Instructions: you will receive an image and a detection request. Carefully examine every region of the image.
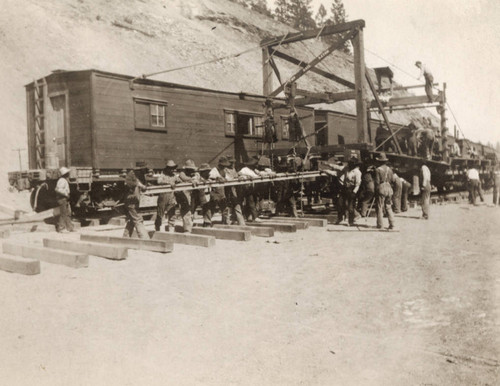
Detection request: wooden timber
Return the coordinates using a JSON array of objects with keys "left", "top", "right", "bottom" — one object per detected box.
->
[
  {"left": 80, "top": 233, "right": 173, "bottom": 253},
  {"left": 43, "top": 238, "right": 128, "bottom": 260},
  {"left": 0, "top": 254, "right": 41, "bottom": 275},
  {"left": 191, "top": 227, "right": 252, "bottom": 241},
  {"left": 153, "top": 231, "right": 216, "bottom": 248},
  {"left": 271, "top": 216, "right": 327, "bottom": 227},
  {"left": 211, "top": 224, "right": 274, "bottom": 237},
  {"left": 2, "top": 242, "right": 89, "bottom": 268},
  {"left": 260, "top": 218, "right": 309, "bottom": 229},
  {"left": 248, "top": 222, "right": 297, "bottom": 232}
]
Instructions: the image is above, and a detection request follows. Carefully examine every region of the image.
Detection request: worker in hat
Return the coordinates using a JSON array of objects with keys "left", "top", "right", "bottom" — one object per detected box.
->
[
  {"left": 155, "top": 160, "right": 181, "bottom": 232},
  {"left": 207, "top": 156, "right": 230, "bottom": 224},
  {"left": 340, "top": 156, "right": 362, "bottom": 226},
  {"left": 415, "top": 61, "right": 434, "bottom": 103},
  {"left": 123, "top": 164, "right": 149, "bottom": 239},
  {"left": 54, "top": 166, "right": 75, "bottom": 233},
  {"left": 175, "top": 159, "right": 198, "bottom": 232},
  {"left": 223, "top": 155, "right": 245, "bottom": 226},
  {"left": 374, "top": 152, "right": 395, "bottom": 230}
]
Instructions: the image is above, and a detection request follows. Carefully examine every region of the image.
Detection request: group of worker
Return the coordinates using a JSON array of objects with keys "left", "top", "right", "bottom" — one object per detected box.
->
[
  {"left": 121, "top": 155, "right": 300, "bottom": 239},
  {"left": 330, "top": 152, "right": 431, "bottom": 229},
  {"left": 54, "top": 155, "right": 498, "bottom": 235}
]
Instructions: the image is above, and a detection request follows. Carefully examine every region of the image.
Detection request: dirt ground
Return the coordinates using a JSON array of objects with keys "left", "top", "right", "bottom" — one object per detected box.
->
[{"left": 0, "top": 198, "right": 499, "bottom": 385}]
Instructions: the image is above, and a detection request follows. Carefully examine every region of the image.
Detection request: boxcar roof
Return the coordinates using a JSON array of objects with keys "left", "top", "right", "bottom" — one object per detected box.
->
[{"left": 26, "top": 69, "right": 313, "bottom": 108}]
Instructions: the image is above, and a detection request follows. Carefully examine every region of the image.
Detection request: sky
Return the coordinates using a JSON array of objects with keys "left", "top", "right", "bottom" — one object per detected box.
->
[{"left": 276, "top": 0, "right": 500, "bottom": 146}]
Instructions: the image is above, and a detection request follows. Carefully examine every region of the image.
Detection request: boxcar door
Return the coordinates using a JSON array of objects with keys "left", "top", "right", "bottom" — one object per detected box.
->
[{"left": 47, "top": 94, "right": 68, "bottom": 167}]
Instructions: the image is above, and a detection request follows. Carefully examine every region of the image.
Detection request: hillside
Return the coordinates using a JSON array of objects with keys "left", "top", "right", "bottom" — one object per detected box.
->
[{"left": 0, "top": 0, "right": 436, "bottom": 198}]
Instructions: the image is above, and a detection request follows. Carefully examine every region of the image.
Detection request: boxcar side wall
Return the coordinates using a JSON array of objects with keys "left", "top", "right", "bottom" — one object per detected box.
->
[
  {"left": 66, "top": 74, "right": 92, "bottom": 167},
  {"left": 91, "top": 73, "right": 314, "bottom": 170}
]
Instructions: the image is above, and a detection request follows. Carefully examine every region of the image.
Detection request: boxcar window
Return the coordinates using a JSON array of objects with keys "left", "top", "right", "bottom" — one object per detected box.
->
[
  {"left": 134, "top": 98, "right": 168, "bottom": 131},
  {"left": 225, "top": 111, "right": 236, "bottom": 135},
  {"left": 151, "top": 104, "right": 165, "bottom": 127},
  {"left": 281, "top": 116, "right": 290, "bottom": 140},
  {"left": 224, "top": 111, "right": 263, "bottom": 138}
]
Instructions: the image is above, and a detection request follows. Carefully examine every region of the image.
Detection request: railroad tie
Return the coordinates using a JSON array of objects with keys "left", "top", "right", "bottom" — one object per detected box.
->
[
  {"left": 153, "top": 231, "right": 216, "bottom": 247},
  {"left": 0, "top": 253, "right": 41, "bottom": 275},
  {"left": 191, "top": 227, "right": 251, "bottom": 241},
  {"left": 2, "top": 242, "right": 89, "bottom": 268},
  {"left": 80, "top": 233, "right": 173, "bottom": 253},
  {"left": 43, "top": 238, "right": 128, "bottom": 260}
]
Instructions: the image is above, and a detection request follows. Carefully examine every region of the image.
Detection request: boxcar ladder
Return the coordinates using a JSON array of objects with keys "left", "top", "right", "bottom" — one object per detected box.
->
[{"left": 33, "top": 78, "right": 47, "bottom": 169}]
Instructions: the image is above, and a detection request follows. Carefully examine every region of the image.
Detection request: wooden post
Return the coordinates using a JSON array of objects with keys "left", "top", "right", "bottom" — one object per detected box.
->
[
  {"left": 262, "top": 47, "right": 273, "bottom": 96},
  {"left": 352, "top": 29, "right": 369, "bottom": 143}
]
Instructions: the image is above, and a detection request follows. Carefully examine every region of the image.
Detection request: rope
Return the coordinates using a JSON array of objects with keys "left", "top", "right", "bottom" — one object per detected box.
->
[{"left": 132, "top": 45, "right": 261, "bottom": 82}]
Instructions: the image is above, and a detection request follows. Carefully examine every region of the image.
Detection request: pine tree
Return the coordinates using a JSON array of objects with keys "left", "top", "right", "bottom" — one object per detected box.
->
[
  {"left": 274, "top": 0, "right": 291, "bottom": 24},
  {"left": 324, "top": 0, "right": 351, "bottom": 54},
  {"left": 274, "top": 0, "right": 316, "bottom": 31},
  {"left": 250, "top": 0, "right": 273, "bottom": 17},
  {"left": 315, "top": 4, "right": 327, "bottom": 27}
]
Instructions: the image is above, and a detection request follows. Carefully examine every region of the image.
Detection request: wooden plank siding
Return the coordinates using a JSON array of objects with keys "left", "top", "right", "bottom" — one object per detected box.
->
[{"left": 91, "top": 72, "right": 314, "bottom": 169}]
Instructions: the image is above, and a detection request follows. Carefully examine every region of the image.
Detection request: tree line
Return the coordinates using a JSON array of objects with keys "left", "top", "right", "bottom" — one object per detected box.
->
[{"left": 229, "top": 0, "right": 351, "bottom": 54}]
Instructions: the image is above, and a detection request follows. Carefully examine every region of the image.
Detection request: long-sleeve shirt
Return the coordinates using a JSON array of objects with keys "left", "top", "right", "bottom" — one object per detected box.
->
[
  {"left": 238, "top": 167, "right": 260, "bottom": 179},
  {"left": 55, "top": 177, "right": 70, "bottom": 198},
  {"left": 420, "top": 165, "right": 431, "bottom": 189},
  {"left": 344, "top": 167, "right": 362, "bottom": 194}
]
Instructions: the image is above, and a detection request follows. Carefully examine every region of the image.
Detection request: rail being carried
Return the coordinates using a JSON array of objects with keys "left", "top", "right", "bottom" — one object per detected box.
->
[{"left": 145, "top": 171, "right": 325, "bottom": 195}]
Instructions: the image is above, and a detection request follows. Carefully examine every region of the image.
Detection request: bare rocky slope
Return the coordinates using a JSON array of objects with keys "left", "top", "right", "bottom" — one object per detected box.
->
[{"left": 0, "top": 0, "right": 436, "bottom": 199}]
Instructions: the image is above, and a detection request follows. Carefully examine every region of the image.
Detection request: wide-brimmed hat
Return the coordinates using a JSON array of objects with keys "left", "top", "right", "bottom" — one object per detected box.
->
[
  {"left": 198, "top": 163, "right": 211, "bottom": 172},
  {"left": 218, "top": 156, "right": 231, "bottom": 168},
  {"left": 376, "top": 152, "right": 389, "bottom": 162},
  {"left": 59, "top": 166, "right": 70, "bottom": 176},
  {"left": 415, "top": 61, "right": 421, "bottom": 66},
  {"left": 257, "top": 156, "right": 271, "bottom": 168},
  {"left": 183, "top": 159, "right": 197, "bottom": 170},
  {"left": 163, "top": 160, "right": 177, "bottom": 169}
]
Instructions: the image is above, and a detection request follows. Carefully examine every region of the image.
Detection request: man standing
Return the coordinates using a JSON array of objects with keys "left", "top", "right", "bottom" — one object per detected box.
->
[
  {"left": 343, "top": 156, "right": 362, "bottom": 226},
  {"left": 155, "top": 160, "right": 181, "bottom": 232},
  {"left": 196, "top": 163, "right": 213, "bottom": 227},
  {"left": 420, "top": 161, "right": 431, "bottom": 219},
  {"left": 358, "top": 165, "right": 375, "bottom": 218},
  {"left": 374, "top": 153, "right": 395, "bottom": 230},
  {"left": 415, "top": 61, "right": 434, "bottom": 103},
  {"left": 224, "top": 156, "right": 245, "bottom": 226},
  {"left": 176, "top": 159, "right": 198, "bottom": 233},
  {"left": 123, "top": 164, "right": 149, "bottom": 239},
  {"left": 391, "top": 171, "right": 403, "bottom": 214},
  {"left": 208, "top": 157, "right": 230, "bottom": 224},
  {"left": 400, "top": 176, "right": 412, "bottom": 212},
  {"left": 492, "top": 169, "right": 500, "bottom": 206},
  {"left": 466, "top": 165, "right": 481, "bottom": 205},
  {"left": 55, "top": 167, "right": 75, "bottom": 233}
]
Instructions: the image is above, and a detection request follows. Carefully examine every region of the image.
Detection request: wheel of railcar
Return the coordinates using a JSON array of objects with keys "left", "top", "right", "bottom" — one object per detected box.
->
[{"left": 30, "top": 183, "right": 56, "bottom": 212}]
